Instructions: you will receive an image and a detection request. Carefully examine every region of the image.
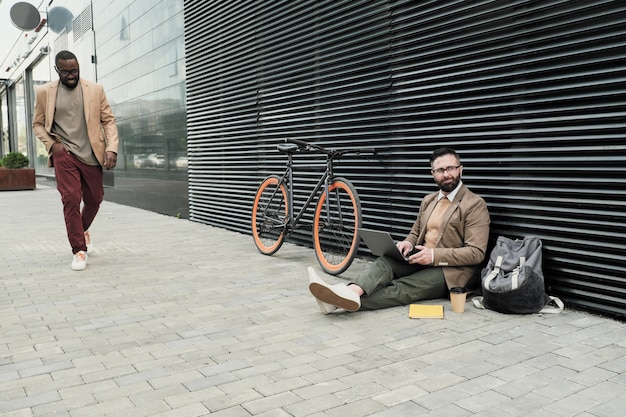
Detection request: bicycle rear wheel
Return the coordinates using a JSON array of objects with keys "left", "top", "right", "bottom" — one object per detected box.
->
[
  {"left": 252, "top": 175, "right": 288, "bottom": 255},
  {"left": 313, "top": 177, "right": 362, "bottom": 275}
]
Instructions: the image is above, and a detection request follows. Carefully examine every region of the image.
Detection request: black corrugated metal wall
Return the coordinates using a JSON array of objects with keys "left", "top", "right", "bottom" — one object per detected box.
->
[{"left": 184, "top": 0, "right": 626, "bottom": 318}]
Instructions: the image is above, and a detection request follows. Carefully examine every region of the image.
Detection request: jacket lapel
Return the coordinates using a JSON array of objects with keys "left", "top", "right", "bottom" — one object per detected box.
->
[
  {"left": 418, "top": 194, "right": 438, "bottom": 242},
  {"left": 421, "top": 185, "right": 468, "bottom": 246},
  {"left": 444, "top": 186, "right": 467, "bottom": 224},
  {"left": 46, "top": 82, "right": 58, "bottom": 130},
  {"left": 81, "top": 80, "right": 90, "bottom": 123},
  {"left": 435, "top": 186, "right": 467, "bottom": 245}
]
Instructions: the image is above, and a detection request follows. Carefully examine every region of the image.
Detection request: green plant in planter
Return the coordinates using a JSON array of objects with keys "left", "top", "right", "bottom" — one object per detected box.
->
[{"left": 1, "top": 152, "right": 30, "bottom": 169}]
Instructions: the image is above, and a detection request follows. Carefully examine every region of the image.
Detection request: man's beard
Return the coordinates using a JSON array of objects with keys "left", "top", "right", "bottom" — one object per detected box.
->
[
  {"left": 61, "top": 78, "right": 79, "bottom": 89},
  {"left": 436, "top": 177, "right": 460, "bottom": 193}
]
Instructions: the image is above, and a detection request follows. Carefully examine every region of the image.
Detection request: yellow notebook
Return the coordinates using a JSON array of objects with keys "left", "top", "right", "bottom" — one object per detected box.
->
[{"left": 408, "top": 304, "right": 444, "bottom": 319}]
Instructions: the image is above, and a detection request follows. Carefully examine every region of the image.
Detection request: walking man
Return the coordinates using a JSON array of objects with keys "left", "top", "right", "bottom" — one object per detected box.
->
[{"left": 33, "top": 50, "right": 119, "bottom": 271}]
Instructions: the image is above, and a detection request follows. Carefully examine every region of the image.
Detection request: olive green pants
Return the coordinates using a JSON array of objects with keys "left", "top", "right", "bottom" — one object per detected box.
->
[{"left": 353, "top": 256, "right": 448, "bottom": 310}]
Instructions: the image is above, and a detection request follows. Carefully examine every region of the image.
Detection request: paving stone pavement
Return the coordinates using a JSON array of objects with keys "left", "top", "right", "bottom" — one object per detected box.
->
[{"left": 1, "top": 184, "right": 626, "bottom": 417}]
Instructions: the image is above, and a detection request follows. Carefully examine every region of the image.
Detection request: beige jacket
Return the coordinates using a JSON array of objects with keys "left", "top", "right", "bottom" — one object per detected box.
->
[
  {"left": 404, "top": 185, "right": 491, "bottom": 289},
  {"left": 32, "top": 79, "right": 119, "bottom": 167}
]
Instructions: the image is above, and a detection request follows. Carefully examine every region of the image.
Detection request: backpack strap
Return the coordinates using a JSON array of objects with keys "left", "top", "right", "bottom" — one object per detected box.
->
[
  {"left": 511, "top": 256, "right": 525, "bottom": 289},
  {"left": 485, "top": 256, "right": 526, "bottom": 290},
  {"left": 538, "top": 296, "right": 565, "bottom": 314},
  {"left": 472, "top": 295, "right": 564, "bottom": 314},
  {"left": 482, "top": 256, "right": 503, "bottom": 290},
  {"left": 472, "top": 296, "right": 486, "bottom": 309}
]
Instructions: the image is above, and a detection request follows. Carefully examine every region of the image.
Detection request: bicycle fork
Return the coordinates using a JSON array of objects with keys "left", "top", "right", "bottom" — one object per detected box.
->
[{"left": 320, "top": 157, "right": 342, "bottom": 229}]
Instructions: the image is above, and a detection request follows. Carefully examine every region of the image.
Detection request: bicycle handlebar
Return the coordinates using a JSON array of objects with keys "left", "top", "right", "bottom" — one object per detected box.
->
[{"left": 286, "top": 138, "right": 376, "bottom": 158}]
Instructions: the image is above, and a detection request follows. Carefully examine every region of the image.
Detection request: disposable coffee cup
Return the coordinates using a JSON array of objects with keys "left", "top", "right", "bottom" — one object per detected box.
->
[{"left": 450, "top": 287, "right": 467, "bottom": 313}]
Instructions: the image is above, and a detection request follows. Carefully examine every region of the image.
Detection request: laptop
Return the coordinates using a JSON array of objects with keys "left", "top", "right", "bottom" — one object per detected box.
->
[{"left": 358, "top": 228, "right": 417, "bottom": 262}]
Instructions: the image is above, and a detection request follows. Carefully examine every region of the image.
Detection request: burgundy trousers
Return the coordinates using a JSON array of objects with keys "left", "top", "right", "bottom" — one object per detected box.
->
[{"left": 53, "top": 151, "right": 104, "bottom": 254}]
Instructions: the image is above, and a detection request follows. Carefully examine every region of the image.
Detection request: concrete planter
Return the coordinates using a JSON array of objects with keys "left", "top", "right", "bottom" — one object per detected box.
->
[{"left": 0, "top": 168, "right": 36, "bottom": 191}]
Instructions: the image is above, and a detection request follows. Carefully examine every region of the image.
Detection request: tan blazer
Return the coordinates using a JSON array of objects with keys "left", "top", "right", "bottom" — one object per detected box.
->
[
  {"left": 32, "top": 79, "right": 119, "bottom": 167},
  {"left": 404, "top": 185, "right": 491, "bottom": 289}
]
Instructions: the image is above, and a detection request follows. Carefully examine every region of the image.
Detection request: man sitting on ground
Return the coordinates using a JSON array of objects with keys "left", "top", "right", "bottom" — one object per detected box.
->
[{"left": 308, "top": 147, "right": 490, "bottom": 313}]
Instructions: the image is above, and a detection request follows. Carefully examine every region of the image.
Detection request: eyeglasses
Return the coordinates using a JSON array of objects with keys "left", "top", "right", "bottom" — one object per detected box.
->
[
  {"left": 431, "top": 165, "right": 461, "bottom": 175},
  {"left": 55, "top": 67, "right": 80, "bottom": 77}
]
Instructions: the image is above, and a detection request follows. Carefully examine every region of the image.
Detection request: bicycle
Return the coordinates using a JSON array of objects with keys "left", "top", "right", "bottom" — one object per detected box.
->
[{"left": 251, "top": 138, "right": 375, "bottom": 275}]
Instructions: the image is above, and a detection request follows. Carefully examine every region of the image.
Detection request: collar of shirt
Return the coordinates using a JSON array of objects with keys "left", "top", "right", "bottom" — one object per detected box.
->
[{"left": 438, "top": 181, "right": 463, "bottom": 202}]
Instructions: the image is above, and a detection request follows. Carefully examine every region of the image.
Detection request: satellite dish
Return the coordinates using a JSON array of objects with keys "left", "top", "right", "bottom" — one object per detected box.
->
[
  {"left": 48, "top": 7, "right": 73, "bottom": 34},
  {"left": 10, "top": 2, "right": 42, "bottom": 31}
]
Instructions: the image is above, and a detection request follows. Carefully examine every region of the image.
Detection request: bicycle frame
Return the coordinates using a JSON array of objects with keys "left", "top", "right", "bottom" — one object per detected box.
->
[{"left": 278, "top": 150, "right": 334, "bottom": 234}]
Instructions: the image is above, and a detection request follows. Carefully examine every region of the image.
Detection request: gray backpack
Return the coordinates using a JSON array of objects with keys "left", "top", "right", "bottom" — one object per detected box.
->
[{"left": 473, "top": 236, "right": 563, "bottom": 314}]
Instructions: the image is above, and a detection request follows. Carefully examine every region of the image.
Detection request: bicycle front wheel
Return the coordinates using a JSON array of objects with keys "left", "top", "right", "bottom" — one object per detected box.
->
[
  {"left": 252, "top": 175, "right": 288, "bottom": 255},
  {"left": 313, "top": 177, "right": 362, "bottom": 275}
]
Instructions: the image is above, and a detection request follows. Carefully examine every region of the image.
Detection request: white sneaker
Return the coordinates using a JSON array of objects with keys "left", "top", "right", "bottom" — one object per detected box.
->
[
  {"left": 307, "top": 267, "right": 339, "bottom": 314},
  {"left": 307, "top": 266, "right": 360, "bottom": 312},
  {"left": 71, "top": 251, "right": 88, "bottom": 271},
  {"left": 315, "top": 297, "right": 339, "bottom": 314},
  {"left": 84, "top": 231, "right": 95, "bottom": 254}
]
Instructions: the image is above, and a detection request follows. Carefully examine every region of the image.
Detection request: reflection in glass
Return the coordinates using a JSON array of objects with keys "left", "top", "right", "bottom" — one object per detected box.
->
[
  {"left": 90, "top": 1, "right": 187, "bottom": 217},
  {"left": 1, "top": 90, "right": 9, "bottom": 155},
  {"left": 14, "top": 79, "right": 27, "bottom": 157},
  {"left": 31, "top": 56, "right": 54, "bottom": 174},
  {"left": 102, "top": 12, "right": 187, "bottom": 178}
]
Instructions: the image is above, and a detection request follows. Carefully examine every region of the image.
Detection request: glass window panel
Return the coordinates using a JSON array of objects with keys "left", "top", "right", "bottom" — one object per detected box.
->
[{"left": 30, "top": 56, "right": 54, "bottom": 174}]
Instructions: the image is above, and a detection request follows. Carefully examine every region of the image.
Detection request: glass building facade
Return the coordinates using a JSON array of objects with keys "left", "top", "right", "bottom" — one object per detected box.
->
[
  {"left": 93, "top": 0, "right": 188, "bottom": 217},
  {"left": 0, "top": 0, "right": 187, "bottom": 217}
]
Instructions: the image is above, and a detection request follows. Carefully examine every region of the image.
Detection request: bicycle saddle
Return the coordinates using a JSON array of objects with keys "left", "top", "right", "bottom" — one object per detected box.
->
[{"left": 277, "top": 143, "right": 299, "bottom": 154}]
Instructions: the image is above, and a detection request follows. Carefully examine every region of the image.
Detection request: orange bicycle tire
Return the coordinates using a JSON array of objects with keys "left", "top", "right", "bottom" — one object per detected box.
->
[
  {"left": 252, "top": 175, "right": 288, "bottom": 255},
  {"left": 313, "top": 177, "right": 362, "bottom": 275}
]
